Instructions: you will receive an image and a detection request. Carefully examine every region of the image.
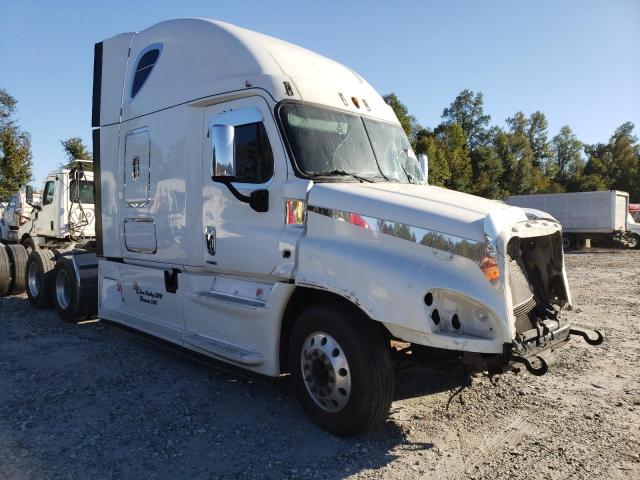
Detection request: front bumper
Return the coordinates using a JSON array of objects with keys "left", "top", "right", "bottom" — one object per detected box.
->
[{"left": 460, "top": 319, "right": 603, "bottom": 376}]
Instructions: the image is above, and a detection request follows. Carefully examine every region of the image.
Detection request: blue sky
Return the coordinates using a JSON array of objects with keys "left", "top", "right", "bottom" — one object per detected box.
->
[{"left": 1, "top": 0, "right": 639, "bottom": 183}]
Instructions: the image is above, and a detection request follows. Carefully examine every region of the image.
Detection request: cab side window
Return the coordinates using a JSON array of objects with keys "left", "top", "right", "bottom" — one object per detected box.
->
[
  {"left": 233, "top": 122, "right": 273, "bottom": 184},
  {"left": 42, "top": 181, "right": 55, "bottom": 205},
  {"left": 8, "top": 196, "right": 17, "bottom": 208}
]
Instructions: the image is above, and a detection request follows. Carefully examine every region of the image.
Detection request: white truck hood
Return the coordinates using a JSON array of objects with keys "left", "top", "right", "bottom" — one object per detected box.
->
[{"left": 307, "top": 182, "right": 523, "bottom": 243}]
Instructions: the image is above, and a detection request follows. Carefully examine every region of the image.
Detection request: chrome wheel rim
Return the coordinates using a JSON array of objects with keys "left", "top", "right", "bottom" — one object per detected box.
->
[
  {"left": 28, "top": 262, "right": 40, "bottom": 297},
  {"left": 300, "top": 332, "right": 351, "bottom": 412},
  {"left": 55, "top": 269, "right": 71, "bottom": 309}
]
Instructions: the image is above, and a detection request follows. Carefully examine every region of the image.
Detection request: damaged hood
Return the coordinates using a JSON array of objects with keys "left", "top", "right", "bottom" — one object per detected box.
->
[{"left": 307, "top": 182, "right": 527, "bottom": 243}]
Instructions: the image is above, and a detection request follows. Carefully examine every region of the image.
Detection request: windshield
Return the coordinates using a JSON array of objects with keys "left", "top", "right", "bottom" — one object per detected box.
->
[
  {"left": 69, "top": 180, "right": 94, "bottom": 204},
  {"left": 280, "top": 103, "right": 424, "bottom": 184}
]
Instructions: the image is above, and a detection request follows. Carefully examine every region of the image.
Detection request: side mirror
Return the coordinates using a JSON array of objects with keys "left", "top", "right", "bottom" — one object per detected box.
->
[
  {"left": 25, "top": 185, "right": 33, "bottom": 204},
  {"left": 211, "top": 118, "right": 269, "bottom": 213},
  {"left": 212, "top": 125, "right": 235, "bottom": 177},
  {"left": 418, "top": 154, "right": 429, "bottom": 185},
  {"left": 249, "top": 189, "right": 269, "bottom": 213}
]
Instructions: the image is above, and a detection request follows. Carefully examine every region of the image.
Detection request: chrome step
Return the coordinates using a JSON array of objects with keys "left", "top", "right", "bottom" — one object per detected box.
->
[
  {"left": 194, "top": 290, "right": 266, "bottom": 309},
  {"left": 183, "top": 333, "right": 264, "bottom": 366}
]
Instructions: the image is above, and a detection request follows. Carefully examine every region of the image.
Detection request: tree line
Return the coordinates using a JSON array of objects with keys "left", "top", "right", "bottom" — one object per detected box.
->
[{"left": 384, "top": 90, "right": 640, "bottom": 202}]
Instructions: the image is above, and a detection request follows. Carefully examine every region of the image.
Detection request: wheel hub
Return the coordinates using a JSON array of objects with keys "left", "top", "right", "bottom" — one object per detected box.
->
[
  {"left": 28, "top": 262, "right": 40, "bottom": 297},
  {"left": 301, "top": 332, "right": 351, "bottom": 412},
  {"left": 55, "top": 270, "right": 71, "bottom": 310}
]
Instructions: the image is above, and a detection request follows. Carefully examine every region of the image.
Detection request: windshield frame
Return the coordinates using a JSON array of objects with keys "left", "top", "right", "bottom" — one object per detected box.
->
[{"left": 274, "top": 100, "right": 418, "bottom": 184}]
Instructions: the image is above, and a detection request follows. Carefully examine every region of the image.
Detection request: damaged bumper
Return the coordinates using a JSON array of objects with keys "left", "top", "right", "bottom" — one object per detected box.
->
[{"left": 467, "top": 320, "right": 604, "bottom": 376}]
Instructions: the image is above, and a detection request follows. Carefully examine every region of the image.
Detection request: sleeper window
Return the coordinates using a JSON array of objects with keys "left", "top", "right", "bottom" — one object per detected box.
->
[
  {"left": 232, "top": 122, "right": 274, "bottom": 184},
  {"left": 42, "top": 181, "right": 55, "bottom": 205},
  {"left": 131, "top": 48, "right": 160, "bottom": 98}
]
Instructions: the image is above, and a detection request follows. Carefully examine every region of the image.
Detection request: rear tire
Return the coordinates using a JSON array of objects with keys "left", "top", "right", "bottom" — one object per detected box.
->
[
  {"left": 26, "top": 249, "right": 56, "bottom": 308},
  {"left": 6, "top": 244, "right": 28, "bottom": 295},
  {"left": 52, "top": 257, "right": 86, "bottom": 323},
  {"left": 0, "top": 246, "right": 11, "bottom": 296},
  {"left": 289, "top": 302, "right": 394, "bottom": 437}
]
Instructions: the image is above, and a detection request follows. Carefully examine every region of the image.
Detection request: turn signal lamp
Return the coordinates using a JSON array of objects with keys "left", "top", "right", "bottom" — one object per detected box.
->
[{"left": 479, "top": 255, "right": 500, "bottom": 283}]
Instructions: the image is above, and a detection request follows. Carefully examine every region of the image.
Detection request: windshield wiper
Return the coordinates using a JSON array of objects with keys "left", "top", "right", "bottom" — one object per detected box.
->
[
  {"left": 307, "top": 169, "right": 377, "bottom": 183},
  {"left": 400, "top": 164, "right": 416, "bottom": 184}
]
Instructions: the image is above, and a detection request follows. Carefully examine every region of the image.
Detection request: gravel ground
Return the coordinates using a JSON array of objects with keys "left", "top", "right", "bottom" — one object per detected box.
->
[{"left": 1, "top": 249, "right": 639, "bottom": 479}]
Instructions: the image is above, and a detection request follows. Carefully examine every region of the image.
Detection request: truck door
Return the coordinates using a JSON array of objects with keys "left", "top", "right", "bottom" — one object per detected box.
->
[
  {"left": 201, "top": 96, "right": 286, "bottom": 276},
  {"left": 34, "top": 179, "right": 57, "bottom": 237}
]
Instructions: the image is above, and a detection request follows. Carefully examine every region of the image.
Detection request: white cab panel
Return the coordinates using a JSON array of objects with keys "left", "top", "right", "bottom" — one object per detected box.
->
[
  {"left": 99, "top": 260, "right": 183, "bottom": 341},
  {"left": 118, "top": 104, "right": 202, "bottom": 265},
  {"left": 181, "top": 271, "right": 294, "bottom": 375}
]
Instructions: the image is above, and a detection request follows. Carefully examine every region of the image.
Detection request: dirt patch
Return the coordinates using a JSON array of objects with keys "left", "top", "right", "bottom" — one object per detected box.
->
[{"left": 1, "top": 250, "right": 639, "bottom": 479}]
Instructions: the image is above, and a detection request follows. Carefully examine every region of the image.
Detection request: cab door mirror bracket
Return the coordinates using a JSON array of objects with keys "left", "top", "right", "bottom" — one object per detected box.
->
[{"left": 212, "top": 176, "right": 269, "bottom": 213}]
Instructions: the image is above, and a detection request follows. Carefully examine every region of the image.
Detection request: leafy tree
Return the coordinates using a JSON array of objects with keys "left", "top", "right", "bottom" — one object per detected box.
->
[
  {"left": 60, "top": 137, "right": 93, "bottom": 171},
  {"left": 471, "top": 143, "right": 505, "bottom": 199},
  {"left": 608, "top": 122, "right": 639, "bottom": 200},
  {"left": 413, "top": 128, "right": 451, "bottom": 187},
  {"left": 527, "top": 111, "right": 553, "bottom": 169},
  {"left": 584, "top": 143, "right": 614, "bottom": 187},
  {"left": 551, "top": 126, "right": 583, "bottom": 186},
  {"left": 437, "top": 123, "right": 473, "bottom": 192},
  {"left": 495, "top": 129, "right": 536, "bottom": 195},
  {"left": 383, "top": 93, "right": 418, "bottom": 140},
  {"left": 441, "top": 90, "right": 490, "bottom": 149},
  {"left": 0, "top": 89, "right": 32, "bottom": 200}
]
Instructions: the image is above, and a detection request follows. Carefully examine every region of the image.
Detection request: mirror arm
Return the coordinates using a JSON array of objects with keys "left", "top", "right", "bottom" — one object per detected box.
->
[{"left": 212, "top": 177, "right": 251, "bottom": 203}]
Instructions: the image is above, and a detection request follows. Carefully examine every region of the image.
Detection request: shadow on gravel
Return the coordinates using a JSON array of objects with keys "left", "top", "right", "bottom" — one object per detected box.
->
[{"left": 1, "top": 298, "right": 437, "bottom": 479}]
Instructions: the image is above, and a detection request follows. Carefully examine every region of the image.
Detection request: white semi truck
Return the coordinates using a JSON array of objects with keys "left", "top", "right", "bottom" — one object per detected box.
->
[
  {"left": 506, "top": 190, "right": 637, "bottom": 249},
  {"left": 0, "top": 19, "right": 603, "bottom": 436},
  {"left": 0, "top": 164, "right": 96, "bottom": 302},
  {"left": 1, "top": 189, "right": 42, "bottom": 245}
]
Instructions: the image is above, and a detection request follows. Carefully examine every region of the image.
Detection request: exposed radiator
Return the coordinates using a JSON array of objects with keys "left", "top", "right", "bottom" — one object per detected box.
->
[{"left": 508, "top": 255, "right": 536, "bottom": 317}]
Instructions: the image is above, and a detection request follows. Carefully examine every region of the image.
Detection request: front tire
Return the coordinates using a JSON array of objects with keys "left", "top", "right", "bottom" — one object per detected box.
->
[
  {"left": 26, "top": 249, "right": 56, "bottom": 308},
  {"left": 289, "top": 303, "right": 394, "bottom": 437}
]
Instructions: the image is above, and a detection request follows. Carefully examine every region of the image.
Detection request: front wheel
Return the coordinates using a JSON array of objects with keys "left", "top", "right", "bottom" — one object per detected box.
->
[{"left": 289, "top": 303, "right": 394, "bottom": 437}]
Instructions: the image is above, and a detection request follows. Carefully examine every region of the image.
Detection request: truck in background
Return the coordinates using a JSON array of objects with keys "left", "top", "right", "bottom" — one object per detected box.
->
[
  {"left": 506, "top": 191, "right": 636, "bottom": 249},
  {"left": 630, "top": 203, "right": 640, "bottom": 223},
  {"left": 0, "top": 18, "right": 603, "bottom": 436},
  {"left": 0, "top": 163, "right": 96, "bottom": 304},
  {"left": 627, "top": 212, "right": 640, "bottom": 245},
  {"left": 1, "top": 189, "right": 42, "bottom": 246}
]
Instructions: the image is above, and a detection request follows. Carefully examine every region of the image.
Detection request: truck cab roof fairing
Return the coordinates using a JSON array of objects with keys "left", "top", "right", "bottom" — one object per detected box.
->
[{"left": 97, "top": 18, "right": 397, "bottom": 126}]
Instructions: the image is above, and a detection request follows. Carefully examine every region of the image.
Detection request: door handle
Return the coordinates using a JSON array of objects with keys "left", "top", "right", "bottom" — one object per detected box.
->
[{"left": 205, "top": 226, "right": 216, "bottom": 255}]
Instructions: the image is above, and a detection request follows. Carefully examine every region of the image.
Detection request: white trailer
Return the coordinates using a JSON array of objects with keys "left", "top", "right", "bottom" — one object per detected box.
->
[
  {"left": 0, "top": 18, "right": 603, "bottom": 436},
  {"left": 506, "top": 191, "right": 635, "bottom": 249}
]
